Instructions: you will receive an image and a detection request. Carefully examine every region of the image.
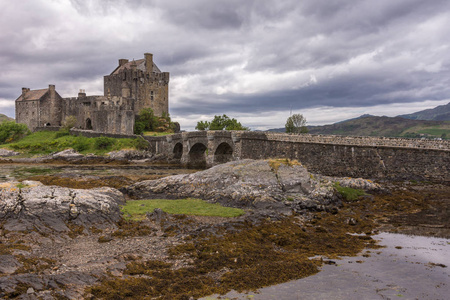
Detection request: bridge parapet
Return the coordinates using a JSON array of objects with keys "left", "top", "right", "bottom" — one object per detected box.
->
[{"left": 264, "top": 133, "right": 449, "bottom": 150}]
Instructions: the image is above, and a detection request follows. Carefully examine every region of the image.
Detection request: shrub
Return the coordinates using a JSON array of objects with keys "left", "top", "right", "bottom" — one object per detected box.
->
[
  {"left": 94, "top": 136, "right": 115, "bottom": 150},
  {"left": 0, "top": 121, "right": 30, "bottom": 144},
  {"left": 73, "top": 136, "right": 90, "bottom": 152},
  {"left": 55, "top": 129, "right": 70, "bottom": 138},
  {"left": 133, "top": 136, "right": 150, "bottom": 150}
]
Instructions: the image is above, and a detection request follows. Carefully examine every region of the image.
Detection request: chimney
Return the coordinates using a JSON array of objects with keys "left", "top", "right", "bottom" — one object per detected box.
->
[
  {"left": 145, "top": 53, "right": 153, "bottom": 72},
  {"left": 119, "top": 59, "right": 129, "bottom": 66},
  {"left": 49, "top": 84, "right": 56, "bottom": 100},
  {"left": 78, "top": 89, "right": 86, "bottom": 98},
  {"left": 21, "top": 87, "right": 29, "bottom": 99}
]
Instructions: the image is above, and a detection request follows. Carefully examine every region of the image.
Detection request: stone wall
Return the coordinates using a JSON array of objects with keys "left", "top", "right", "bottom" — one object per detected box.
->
[
  {"left": 237, "top": 132, "right": 449, "bottom": 183},
  {"left": 69, "top": 129, "right": 138, "bottom": 139},
  {"left": 15, "top": 100, "right": 39, "bottom": 130}
]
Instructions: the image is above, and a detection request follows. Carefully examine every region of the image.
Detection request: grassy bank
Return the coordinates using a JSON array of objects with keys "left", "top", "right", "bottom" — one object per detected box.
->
[
  {"left": 121, "top": 198, "right": 245, "bottom": 220},
  {"left": 0, "top": 130, "right": 148, "bottom": 156}
]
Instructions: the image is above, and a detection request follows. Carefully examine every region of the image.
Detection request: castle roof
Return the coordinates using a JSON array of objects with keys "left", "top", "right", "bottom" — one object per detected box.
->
[
  {"left": 15, "top": 89, "right": 47, "bottom": 101},
  {"left": 111, "top": 58, "right": 161, "bottom": 75}
]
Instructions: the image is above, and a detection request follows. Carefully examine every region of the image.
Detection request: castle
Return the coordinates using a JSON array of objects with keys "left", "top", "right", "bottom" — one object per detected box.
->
[{"left": 15, "top": 53, "right": 169, "bottom": 135}]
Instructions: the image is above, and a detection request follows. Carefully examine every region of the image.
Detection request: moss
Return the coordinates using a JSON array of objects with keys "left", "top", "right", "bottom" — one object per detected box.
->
[
  {"left": 112, "top": 219, "right": 156, "bottom": 238},
  {"left": 66, "top": 223, "right": 85, "bottom": 238},
  {"left": 0, "top": 242, "right": 31, "bottom": 255},
  {"left": 14, "top": 256, "right": 56, "bottom": 274},
  {"left": 4, "top": 283, "right": 29, "bottom": 299}
]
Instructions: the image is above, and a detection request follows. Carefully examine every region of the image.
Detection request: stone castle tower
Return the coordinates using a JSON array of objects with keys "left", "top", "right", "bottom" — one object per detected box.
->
[{"left": 104, "top": 53, "right": 169, "bottom": 116}]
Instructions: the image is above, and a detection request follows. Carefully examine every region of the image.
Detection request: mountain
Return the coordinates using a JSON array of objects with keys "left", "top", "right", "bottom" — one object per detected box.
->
[
  {"left": 306, "top": 115, "right": 449, "bottom": 138},
  {"left": 334, "top": 114, "right": 374, "bottom": 124},
  {"left": 397, "top": 102, "right": 450, "bottom": 121},
  {"left": 0, "top": 114, "right": 14, "bottom": 123}
]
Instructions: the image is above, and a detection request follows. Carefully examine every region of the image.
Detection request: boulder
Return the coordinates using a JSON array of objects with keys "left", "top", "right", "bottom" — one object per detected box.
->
[
  {"left": 0, "top": 149, "right": 20, "bottom": 157},
  {"left": 125, "top": 159, "right": 343, "bottom": 211},
  {"left": 50, "top": 149, "right": 84, "bottom": 160},
  {"left": 107, "top": 149, "right": 153, "bottom": 160},
  {"left": 0, "top": 182, "right": 125, "bottom": 233}
]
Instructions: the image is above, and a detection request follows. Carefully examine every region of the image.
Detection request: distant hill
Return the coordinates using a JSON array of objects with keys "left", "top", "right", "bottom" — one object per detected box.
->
[
  {"left": 307, "top": 115, "right": 449, "bottom": 139},
  {"left": 267, "top": 102, "right": 450, "bottom": 138},
  {"left": 398, "top": 102, "right": 450, "bottom": 121},
  {"left": 0, "top": 114, "right": 14, "bottom": 123}
]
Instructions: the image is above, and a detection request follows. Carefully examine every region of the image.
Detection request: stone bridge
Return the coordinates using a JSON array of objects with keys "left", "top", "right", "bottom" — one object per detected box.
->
[{"left": 143, "top": 131, "right": 450, "bottom": 184}]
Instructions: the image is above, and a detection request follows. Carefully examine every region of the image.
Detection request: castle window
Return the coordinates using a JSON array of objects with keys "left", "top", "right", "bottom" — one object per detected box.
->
[
  {"left": 83, "top": 102, "right": 91, "bottom": 106},
  {"left": 151, "top": 96, "right": 154, "bottom": 101}
]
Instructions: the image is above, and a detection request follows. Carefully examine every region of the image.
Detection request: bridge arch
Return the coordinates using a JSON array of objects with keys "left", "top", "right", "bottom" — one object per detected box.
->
[
  {"left": 173, "top": 142, "right": 183, "bottom": 159},
  {"left": 214, "top": 142, "right": 233, "bottom": 164},
  {"left": 189, "top": 142, "right": 207, "bottom": 168}
]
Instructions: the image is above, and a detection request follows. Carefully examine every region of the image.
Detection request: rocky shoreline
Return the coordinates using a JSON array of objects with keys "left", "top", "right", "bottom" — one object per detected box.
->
[{"left": 0, "top": 155, "right": 448, "bottom": 299}]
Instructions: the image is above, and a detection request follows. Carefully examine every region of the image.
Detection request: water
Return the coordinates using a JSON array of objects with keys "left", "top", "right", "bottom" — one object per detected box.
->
[{"left": 204, "top": 232, "right": 450, "bottom": 300}]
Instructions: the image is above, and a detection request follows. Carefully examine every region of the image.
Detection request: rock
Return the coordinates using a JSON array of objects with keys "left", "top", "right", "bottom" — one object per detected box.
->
[
  {"left": 107, "top": 149, "right": 153, "bottom": 160},
  {"left": 0, "top": 148, "right": 20, "bottom": 157},
  {"left": 338, "top": 177, "right": 382, "bottom": 191},
  {"left": 0, "top": 255, "right": 23, "bottom": 274},
  {"left": 0, "top": 183, "right": 125, "bottom": 233},
  {"left": 125, "top": 159, "right": 341, "bottom": 212},
  {"left": 50, "top": 149, "right": 84, "bottom": 160},
  {"left": 347, "top": 218, "right": 358, "bottom": 225}
]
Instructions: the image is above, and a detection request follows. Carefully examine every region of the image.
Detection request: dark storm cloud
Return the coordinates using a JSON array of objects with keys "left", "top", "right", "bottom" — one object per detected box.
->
[
  {"left": 1, "top": 0, "right": 449, "bottom": 129},
  {"left": 171, "top": 68, "right": 450, "bottom": 116}
]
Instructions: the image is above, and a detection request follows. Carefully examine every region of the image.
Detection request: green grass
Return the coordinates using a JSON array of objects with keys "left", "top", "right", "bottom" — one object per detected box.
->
[
  {"left": 333, "top": 182, "right": 366, "bottom": 201},
  {"left": 121, "top": 198, "right": 245, "bottom": 220},
  {"left": 0, "top": 130, "right": 141, "bottom": 156},
  {"left": 143, "top": 131, "right": 173, "bottom": 137}
]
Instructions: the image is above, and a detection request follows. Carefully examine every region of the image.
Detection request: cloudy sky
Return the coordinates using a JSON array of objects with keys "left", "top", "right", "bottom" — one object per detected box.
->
[{"left": 1, "top": 0, "right": 449, "bottom": 130}]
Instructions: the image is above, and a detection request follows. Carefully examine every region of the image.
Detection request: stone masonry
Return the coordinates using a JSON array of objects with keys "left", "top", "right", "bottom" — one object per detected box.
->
[{"left": 15, "top": 53, "right": 169, "bottom": 135}]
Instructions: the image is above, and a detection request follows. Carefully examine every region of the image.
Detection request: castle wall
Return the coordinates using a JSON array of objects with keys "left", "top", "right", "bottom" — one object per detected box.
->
[
  {"left": 15, "top": 100, "right": 39, "bottom": 130},
  {"left": 93, "top": 109, "right": 135, "bottom": 135}
]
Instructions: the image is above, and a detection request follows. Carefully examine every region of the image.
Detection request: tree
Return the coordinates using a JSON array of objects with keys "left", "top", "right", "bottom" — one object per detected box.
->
[
  {"left": 62, "top": 115, "right": 77, "bottom": 131},
  {"left": 196, "top": 115, "right": 249, "bottom": 131},
  {"left": 195, "top": 121, "right": 210, "bottom": 131},
  {"left": 285, "top": 114, "right": 308, "bottom": 134}
]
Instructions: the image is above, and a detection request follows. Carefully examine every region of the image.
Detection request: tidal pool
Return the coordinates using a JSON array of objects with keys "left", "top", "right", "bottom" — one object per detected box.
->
[{"left": 204, "top": 232, "right": 449, "bottom": 300}]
